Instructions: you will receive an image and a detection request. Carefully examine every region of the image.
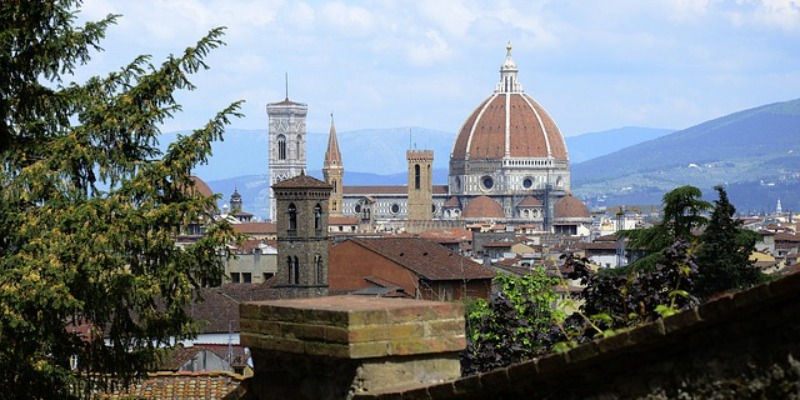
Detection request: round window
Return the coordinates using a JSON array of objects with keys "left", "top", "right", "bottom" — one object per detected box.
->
[
  {"left": 390, "top": 203, "right": 400, "bottom": 214},
  {"left": 354, "top": 204, "right": 362, "bottom": 213},
  {"left": 523, "top": 178, "right": 533, "bottom": 189},
  {"left": 481, "top": 176, "right": 494, "bottom": 190}
]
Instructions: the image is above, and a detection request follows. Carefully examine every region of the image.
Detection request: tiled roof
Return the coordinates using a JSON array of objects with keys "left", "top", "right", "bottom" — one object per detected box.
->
[
  {"left": 349, "top": 237, "right": 495, "bottom": 281},
  {"left": 192, "top": 283, "right": 282, "bottom": 334},
  {"left": 232, "top": 222, "right": 276, "bottom": 235},
  {"left": 189, "top": 176, "right": 214, "bottom": 198},
  {"left": 272, "top": 173, "right": 332, "bottom": 189},
  {"left": 329, "top": 215, "right": 360, "bottom": 225},
  {"left": 554, "top": 194, "right": 591, "bottom": 219},
  {"left": 99, "top": 371, "right": 245, "bottom": 400},
  {"left": 462, "top": 196, "right": 504, "bottom": 219},
  {"left": 516, "top": 196, "right": 542, "bottom": 207},
  {"left": 443, "top": 196, "right": 461, "bottom": 208},
  {"left": 452, "top": 93, "right": 567, "bottom": 161}
]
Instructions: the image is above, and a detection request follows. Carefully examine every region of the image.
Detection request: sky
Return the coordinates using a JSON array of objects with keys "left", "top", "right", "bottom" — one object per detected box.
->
[{"left": 74, "top": 0, "right": 800, "bottom": 137}]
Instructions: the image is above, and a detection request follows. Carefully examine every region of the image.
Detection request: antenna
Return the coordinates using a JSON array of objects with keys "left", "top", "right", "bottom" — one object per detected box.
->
[
  {"left": 409, "top": 128, "right": 412, "bottom": 150},
  {"left": 285, "top": 72, "right": 289, "bottom": 100}
]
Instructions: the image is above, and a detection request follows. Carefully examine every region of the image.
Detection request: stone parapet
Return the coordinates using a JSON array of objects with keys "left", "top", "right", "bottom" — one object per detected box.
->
[{"left": 241, "top": 296, "right": 465, "bottom": 399}]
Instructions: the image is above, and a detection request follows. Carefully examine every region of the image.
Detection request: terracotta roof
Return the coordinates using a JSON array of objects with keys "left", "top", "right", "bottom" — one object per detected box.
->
[
  {"left": 554, "top": 194, "right": 591, "bottom": 219},
  {"left": 418, "top": 228, "right": 472, "bottom": 242},
  {"left": 452, "top": 89, "right": 566, "bottom": 162},
  {"left": 462, "top": 196, "right": 505, "bottom": 219},
  {"left": 775, "top": 232, "right": 800, "bottom": 242},
  {"left": 348, "top": 237, "right": 495, "bottom": 281},
  {"left": 192, "top": 283, "right": 282, "bottom": 334},
  {"left": 329, "top": 215, "right": 360, "bottom": 225},
  {"left": 268, "top": 98, "right": 306, "bottom": 107},
  {"left": 99, "top": 371, "right": 245, "bottom": 400},
  {"left": 443, "top": 196, "right": 461, "bottom": 208},
  {"left": 189, "top": 176, "right": 214, "bottom": 198},
  {"left": 272, "top": 173, "right": 332, "bottom": 190},
  {"left": 231, "top": 222, "right": 276, "bottom": 235},
  {"left": 517, "top": 196, "right": 542, "bottom": 207}
]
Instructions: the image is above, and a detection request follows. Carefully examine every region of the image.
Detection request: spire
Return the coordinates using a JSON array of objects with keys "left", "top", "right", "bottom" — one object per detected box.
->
[
  {"left": 285, "top": 72, "right": 289, "bottom": 100},
  {"left": 324, "top": 112, "right": 343, "bottom": 167},
  {"left": 496, "top": 41, "right": 522, "bottom": 94}
]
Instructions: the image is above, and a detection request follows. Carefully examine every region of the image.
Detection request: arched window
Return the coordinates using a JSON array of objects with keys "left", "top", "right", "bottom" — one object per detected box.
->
[
  {"left": 296, "top": 134, "right": 302, "bottom": 158},
  {"left": 314, "top": 203, "right": 323, "bottom": 232},
  {"left": 288, "top": 256, "right": 296, "bottom": 285},
  {"left": 314, "top": 254, "right": 322, "bottom": 284},
  {"left": 293, "top": 256, "right": 300, "bottom": 285},
  {"left": 332, "top": 180, "right": 337, "bottom": 194},
  {"left": 288, "top": 203, "right": 297, "bottom": 233},
  {"left": 414, "top": 164, "right": 421, "bottom": 190},
  {"left": 277, "top": 134, "right": 286, "bottom": 160}
]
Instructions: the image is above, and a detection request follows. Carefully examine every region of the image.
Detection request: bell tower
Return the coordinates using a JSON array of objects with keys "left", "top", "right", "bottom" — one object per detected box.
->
[
  {"left": 272, "top": 173, "right": 332, "bottom": 299},
  {"left": 407, "top": 150, "right": 434, "bottom": 221},
  {"left": 267, "top": 76, "right": 308, "bottom": 221},
  {"left": 322, "top": 114, "right": 344, "bottom": 217}
]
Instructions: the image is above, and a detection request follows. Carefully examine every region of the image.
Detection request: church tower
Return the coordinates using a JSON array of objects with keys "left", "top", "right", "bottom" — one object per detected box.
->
[
  {"left": 267, "top": 84, "right": 308, "bottom": 221},
  {"left": 407, "top": 150, "right": 434, "bottom": 221},
  {"left": 272, "top": 173, "right": 332, "bottom": 299},
  {"left": 322, "top": 114, "right": 344, "bottom": 217}
]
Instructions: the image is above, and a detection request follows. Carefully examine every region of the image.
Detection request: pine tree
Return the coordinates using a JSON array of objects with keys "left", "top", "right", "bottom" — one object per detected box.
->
[
  {"left": 694, "top": 186, "right": 762, "bottom": 299},
  {"left": 620, "top": 185, "right": 711, "bottom": 271},
  {"left": 0, "top": 1, "right": 241, "bottom": 397}
]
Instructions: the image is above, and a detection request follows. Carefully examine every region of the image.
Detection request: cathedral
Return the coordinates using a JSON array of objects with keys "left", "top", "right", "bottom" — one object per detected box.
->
[{"left": 267, "top": 44, "right": 591, "bottom": 234}]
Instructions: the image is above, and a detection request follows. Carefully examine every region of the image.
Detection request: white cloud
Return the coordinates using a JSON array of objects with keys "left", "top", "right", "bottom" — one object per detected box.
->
[
  {"left": 407, "top": 30, "right": 454, "bottom": 66},
  {"left": 319, "top": 2, "right": 376, "bottom": 37}
]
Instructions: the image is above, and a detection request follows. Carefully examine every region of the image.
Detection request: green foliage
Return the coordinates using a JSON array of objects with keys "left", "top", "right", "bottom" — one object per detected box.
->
[
  {"left": 620, "top": 185, "right": 711, "bottom": 271},
  {"left": 694, "top": 186, "right": 763, "bottom": 299},
  {"left": 0, "top": 1, "right": 241, "bottom": 398},
  {"left": 461, "top": 269, "right": 561, "bottom": 375}
]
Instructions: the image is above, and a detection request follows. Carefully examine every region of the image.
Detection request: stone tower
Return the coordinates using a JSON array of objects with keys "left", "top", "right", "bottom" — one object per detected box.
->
[
  {"left": 272, "top": 173, "right": 332, "bottom": 299},
  {"left": 267, "top": 89, "right": 308, "bottom": 221},
  {"left": 230, "top": 187, "right": 243, "bottom": 214},
  {"left": 407, "top": 150, "right": 434, "bottom": 221},
  {"left": 322, "top": 114, "right": 344, "bottom": 217}
]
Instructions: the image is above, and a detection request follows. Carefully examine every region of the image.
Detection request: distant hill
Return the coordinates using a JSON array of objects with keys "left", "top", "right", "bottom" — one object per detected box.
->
[
  {"left": 567, "top": 127, "right": 674, "bottom": 163},
  {"left": 572, "top": 98, "right": 800, "bottom": 212}
]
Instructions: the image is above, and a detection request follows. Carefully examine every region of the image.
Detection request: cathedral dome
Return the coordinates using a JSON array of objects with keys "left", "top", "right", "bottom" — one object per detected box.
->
[
  {"left": 451, "top": 44, "right": 567, "bottom": 162},
  {"left": 462, "top": 195, "right": 505, "bottom": 219},
  {"left": 554, "top": 193, "right": 590, "bottom": 219}
]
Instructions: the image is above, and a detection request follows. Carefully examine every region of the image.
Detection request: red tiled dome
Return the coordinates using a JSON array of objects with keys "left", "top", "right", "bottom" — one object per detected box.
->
[
  {"left": 452, "top": 94, "right": 566, "bottom": 162},
  {"left": 451, "top": 44, "right": 567, "bottom": 163},
  {"left": 554, "top": 194, "right": 590, "bottom": 219},
  {"left": 517, "top": 196, "right": 542, "bottom": 207},
  {"left": 462, "top": 196, "right": 504, "bottom": 219}
]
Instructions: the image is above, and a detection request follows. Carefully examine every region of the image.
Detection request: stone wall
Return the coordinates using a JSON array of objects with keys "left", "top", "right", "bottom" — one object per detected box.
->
[
  {"left": 240, "top": 296, "right": 465, "bottom": 400},
  {"left": 355, "top": 271, "right": 800, "bottom": 399}
]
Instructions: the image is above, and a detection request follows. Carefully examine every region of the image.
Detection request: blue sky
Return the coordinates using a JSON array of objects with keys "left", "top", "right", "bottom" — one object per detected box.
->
[{"left": 76, "top": 0, "right": 800, "bottom": 137}]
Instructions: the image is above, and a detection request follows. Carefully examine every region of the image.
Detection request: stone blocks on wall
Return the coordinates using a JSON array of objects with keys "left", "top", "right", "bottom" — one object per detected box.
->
[{"left": 241, "top": 295, "right": 465, "bottom": 399}]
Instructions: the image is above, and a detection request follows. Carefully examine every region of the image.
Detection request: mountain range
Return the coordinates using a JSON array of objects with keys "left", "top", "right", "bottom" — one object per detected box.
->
[
  {"left": 573, "top": 98, "right": 800, "bottom": 213},
  {"left": 173, "top": 98, "right": 800, "bottom": 219}
]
